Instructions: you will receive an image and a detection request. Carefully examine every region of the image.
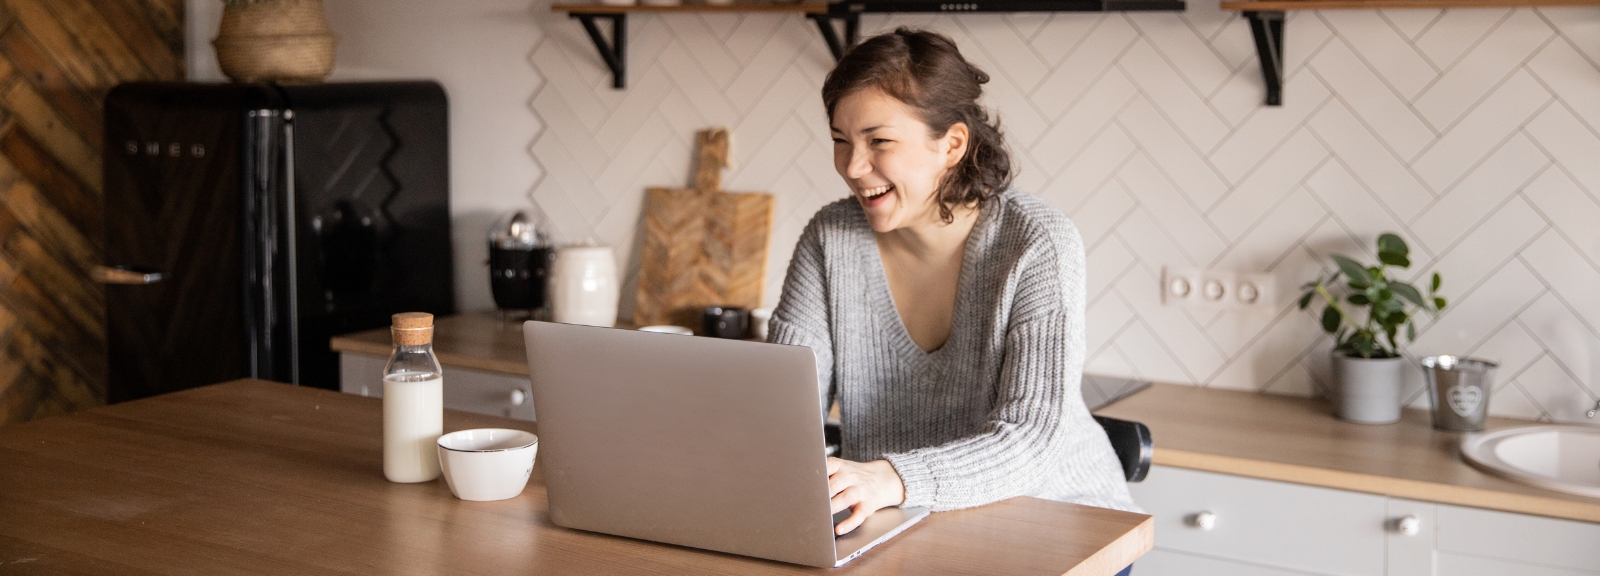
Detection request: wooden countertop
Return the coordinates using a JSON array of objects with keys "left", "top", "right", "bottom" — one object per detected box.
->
[
  {"left": 0, "top": 380, "right": 1151, "bottom": 575},
  {"left": 1095, "top": 383, "right": 1600, "bottom": 523},
  {"left": 337, "top": 316, "right": 1600, "bottom": 523},
  {"left": 332, "top": 311, "right": 533, "bottom": 376}
]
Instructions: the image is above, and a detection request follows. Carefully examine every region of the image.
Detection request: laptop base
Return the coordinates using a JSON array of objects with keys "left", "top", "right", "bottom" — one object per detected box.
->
[{"left": 834, "top": 506, "right": 931, "bottom": 567}]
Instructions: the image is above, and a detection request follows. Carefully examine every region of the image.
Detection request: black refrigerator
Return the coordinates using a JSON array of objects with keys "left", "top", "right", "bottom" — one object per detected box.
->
[{"left": 102, "top": 82, "right": 455, "bottom": 402}]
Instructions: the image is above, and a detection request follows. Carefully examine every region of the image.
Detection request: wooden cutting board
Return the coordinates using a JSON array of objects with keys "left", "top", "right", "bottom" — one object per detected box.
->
[{"left": 633, "top": 129, "right": 775, "bottom": 331}]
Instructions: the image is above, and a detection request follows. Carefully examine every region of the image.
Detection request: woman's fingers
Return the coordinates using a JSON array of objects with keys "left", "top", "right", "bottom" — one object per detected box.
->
[
  {"left": 825, "top": 458, "right": 907, "bottom": 535},
  {"left": 827, "top": 457, "right": 863, "bottom": 498},
  {"left": 831, "top": 486, "right": 871, "bottom": 535},
  {"left": 836, "top": 503, "right": 871, "bottom": 535},
  {"left": 830, "top": 485, "right": 861, "bottom": 515}
]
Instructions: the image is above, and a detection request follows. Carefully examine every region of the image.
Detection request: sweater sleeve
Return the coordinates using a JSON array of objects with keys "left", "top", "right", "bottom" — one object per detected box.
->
[
  {"left": 881, "top": 225, "right": 1088, "bottom": 511},
  {"left": 767, "top": 218, "right": 836, "bottom": 415}
]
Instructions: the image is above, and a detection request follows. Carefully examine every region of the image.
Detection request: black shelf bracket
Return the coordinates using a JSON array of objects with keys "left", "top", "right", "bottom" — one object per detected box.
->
[
  {"left": 809, "top": 11, "right": 860, "bottom": 61},
  {"left": 572, "top": 13, "right": 627, "bottom": 89},
  {"left": 1245, "top": 11, "right": 1284, "bottom": 106}
]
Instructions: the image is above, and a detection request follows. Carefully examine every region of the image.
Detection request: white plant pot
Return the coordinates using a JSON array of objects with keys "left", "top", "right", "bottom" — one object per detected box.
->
[{"left": 1333, "top": 354, "right": 1405, "bottom": 424}]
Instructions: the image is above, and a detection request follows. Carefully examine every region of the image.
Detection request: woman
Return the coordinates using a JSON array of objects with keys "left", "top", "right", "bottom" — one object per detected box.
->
[{"left": 767, "top": 28, "right": 1140, "bottom": 538}]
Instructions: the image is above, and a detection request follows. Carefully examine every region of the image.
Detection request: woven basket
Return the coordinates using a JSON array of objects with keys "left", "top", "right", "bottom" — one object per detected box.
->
[{"left": 213, "top": 0, "right": 337, "bottom": 83}]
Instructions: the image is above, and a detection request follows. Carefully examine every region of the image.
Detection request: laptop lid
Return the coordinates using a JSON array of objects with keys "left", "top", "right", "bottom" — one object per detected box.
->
[{"left": 524, "top": 321, "right": 839, "bottom": 567}]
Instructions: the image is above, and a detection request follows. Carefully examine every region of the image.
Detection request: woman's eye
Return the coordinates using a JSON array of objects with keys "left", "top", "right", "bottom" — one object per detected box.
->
[
  {"left": 871, "top": 139, "right": 891, "bottom": 145},
  {"left": 831, "top": 138, "right": 847, "bottom": 145}
]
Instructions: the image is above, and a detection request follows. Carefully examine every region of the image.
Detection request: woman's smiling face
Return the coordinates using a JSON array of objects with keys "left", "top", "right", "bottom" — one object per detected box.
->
[{"left": 831, "top": 89, "right": 968, "bottom": 233}]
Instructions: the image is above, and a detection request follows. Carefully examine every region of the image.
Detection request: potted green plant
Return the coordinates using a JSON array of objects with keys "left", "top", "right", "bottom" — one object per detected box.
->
[
  {"left": 1298, "top": 233, "right": 1447, "bottom": 424},
  {"left": 213, "top": 0, "right": 337, "bottom": 83}
]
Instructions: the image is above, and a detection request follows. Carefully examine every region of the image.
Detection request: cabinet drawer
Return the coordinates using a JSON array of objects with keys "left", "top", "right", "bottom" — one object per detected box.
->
[
  {"left": 340, "top": 353, "right": 535, "bottom": 421},
  {"left": 1435, "top": 552, "right": 1598, "bottom": 576},
  {"left": 1129, "top": 466, "right": 1386, "bottom": 576},
  {"left": 1137, "top": 548, "right": 1328, "bottom": 576},
  {"left": 1435, "top": 503, "right": 1600, "bottom": 573}
]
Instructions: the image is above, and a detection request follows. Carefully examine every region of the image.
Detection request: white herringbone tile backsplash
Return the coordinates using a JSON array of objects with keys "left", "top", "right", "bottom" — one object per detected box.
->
[{"left": 526, "top": 0, "right": 1600, "bottom": 423}]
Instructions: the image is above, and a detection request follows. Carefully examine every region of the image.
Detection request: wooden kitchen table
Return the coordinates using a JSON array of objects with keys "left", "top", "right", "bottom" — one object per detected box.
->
[{"left": 0, "top": 380, "right": 1151, "bottom": 575}]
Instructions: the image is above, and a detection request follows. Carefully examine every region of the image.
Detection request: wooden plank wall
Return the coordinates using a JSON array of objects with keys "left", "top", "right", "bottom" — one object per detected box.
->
[{"left": 0, "top": 0, "right": 184, "bottom": 423}]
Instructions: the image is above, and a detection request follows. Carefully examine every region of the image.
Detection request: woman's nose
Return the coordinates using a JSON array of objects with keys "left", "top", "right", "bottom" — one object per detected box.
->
[{"left": 845, "top": 147, "right": 872, "bottom": 179}]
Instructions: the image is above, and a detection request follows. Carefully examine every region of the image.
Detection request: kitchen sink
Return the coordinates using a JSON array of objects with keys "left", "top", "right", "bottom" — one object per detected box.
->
[{"left": 1461, "top": 425, "right": 1600, "bottom": 499}]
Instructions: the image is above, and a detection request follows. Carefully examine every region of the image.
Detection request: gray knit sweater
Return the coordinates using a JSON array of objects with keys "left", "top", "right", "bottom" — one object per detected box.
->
[{"left": 768, "top": 189, "right": 1139, "bottom": 513}]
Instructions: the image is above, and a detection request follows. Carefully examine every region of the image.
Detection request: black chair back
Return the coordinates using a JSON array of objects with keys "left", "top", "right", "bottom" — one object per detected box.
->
[{"left": 1093, "top": 416, "right": 1152, "bottom": 483}]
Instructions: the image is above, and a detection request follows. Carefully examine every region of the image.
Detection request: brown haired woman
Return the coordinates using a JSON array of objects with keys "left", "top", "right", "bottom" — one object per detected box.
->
[{"left": 767, "top": 28, "right": 1141, "bottom": 547}]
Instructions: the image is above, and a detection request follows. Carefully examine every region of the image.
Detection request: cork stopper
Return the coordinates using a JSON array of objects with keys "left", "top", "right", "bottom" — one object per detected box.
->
[{"left": 392, "top": 312, "right": 434, "bottom": 346}]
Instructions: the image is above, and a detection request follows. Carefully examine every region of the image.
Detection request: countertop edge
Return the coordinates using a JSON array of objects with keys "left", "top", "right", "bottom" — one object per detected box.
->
[
  {"left": 1065, "top": 515, "right": 1154, "bottom": 576},
  {"left": 1153, "top": 448, "right": 1600, "bottom": 524},
  {"left": 329, "top": 336, "right": 532, "bottom": 377}
]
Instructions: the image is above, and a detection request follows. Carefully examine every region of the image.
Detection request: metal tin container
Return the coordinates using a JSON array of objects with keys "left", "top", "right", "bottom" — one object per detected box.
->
[{"left": 1421, "top": 355, "right": 1498, "bottom": 432}]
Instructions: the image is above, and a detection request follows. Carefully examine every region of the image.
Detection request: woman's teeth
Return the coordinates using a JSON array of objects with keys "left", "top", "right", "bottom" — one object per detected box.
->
[{"left": 861, "top": 185, "right": 893, "bottom": 198}]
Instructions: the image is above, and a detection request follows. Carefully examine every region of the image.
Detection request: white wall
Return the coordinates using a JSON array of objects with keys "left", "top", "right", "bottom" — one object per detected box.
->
[
  {"left": 188, "top": 0, "right": 542, "bottom": 310},
  {"left": 525, "top": 2, "right": 1600, "bottom": 423},
  {"left": 189, "top": 0, "right": 1600, "bottom": 422}
]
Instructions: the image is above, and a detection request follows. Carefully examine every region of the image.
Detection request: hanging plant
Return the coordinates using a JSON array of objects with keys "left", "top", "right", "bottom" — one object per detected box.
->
[{"left": 1297, "top": 233, "right": 1448, "bottom": 359}]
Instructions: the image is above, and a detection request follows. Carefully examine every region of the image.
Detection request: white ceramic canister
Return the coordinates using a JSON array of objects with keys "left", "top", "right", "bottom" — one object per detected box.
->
[{"left": 551, "top": 244, "right": 619, "bottom": 327}]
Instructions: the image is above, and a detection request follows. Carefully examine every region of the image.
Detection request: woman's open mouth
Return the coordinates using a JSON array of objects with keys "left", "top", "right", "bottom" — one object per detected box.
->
[{"left": 858, "top": 184, "right": 893, "bottom": 208}]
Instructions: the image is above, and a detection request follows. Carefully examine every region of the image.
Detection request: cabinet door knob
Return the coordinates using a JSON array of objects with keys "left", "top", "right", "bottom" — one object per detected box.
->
[
  {"left": 1396, "top": 515, "right": 1420, "bottom": 536},
  {"left": 510, "top": 389, "right": 527, "bottom": 406},
  {"left": 1188, "top": 511, "right": 1217, "bottom": 531}
]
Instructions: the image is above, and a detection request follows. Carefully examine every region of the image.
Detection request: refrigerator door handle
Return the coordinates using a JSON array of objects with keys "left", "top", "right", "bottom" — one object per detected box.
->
[{"left": 93, "top": 265, "right": 167, "bottom": 285}]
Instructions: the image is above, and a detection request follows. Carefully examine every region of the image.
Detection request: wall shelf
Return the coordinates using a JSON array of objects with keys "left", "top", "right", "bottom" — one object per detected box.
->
[
  {"left": 552, "top": 1, "right": 854, "bottom": 89},
  {"left": 1219, "top": 0, "right": 1600, "bottom": 106},
  {"left": 553, "top": 0, "right": 1185, "bottom": 89}
]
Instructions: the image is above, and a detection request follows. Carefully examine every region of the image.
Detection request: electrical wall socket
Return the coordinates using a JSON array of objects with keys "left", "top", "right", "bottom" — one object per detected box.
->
[{"left": 1161, "top": 267, "right": 1276, "bottom": 310}]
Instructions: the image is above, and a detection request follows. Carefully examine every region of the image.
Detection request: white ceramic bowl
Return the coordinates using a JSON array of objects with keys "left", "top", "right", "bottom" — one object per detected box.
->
[
  {"left": 638, "top": 325, "right": 692, "bottom": 335},
  {"left": 436, "top": 429, "right": 538, "bottom": 502}
]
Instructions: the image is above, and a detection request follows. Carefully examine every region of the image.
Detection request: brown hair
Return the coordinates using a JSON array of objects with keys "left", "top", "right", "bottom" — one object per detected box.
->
[{"left": 822, "top": 27, "right": 1014, "bottom": 223}]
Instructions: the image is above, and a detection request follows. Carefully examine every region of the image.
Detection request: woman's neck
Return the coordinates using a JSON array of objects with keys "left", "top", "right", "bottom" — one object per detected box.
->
[{"left": 877, "top": 204, "right": 980, "bottom": 262}]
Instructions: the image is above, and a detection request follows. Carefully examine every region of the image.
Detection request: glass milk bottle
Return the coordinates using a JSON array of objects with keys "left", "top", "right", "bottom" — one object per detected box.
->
[{"left": 383, "top": 312, "right": 443, "bottom": 483}]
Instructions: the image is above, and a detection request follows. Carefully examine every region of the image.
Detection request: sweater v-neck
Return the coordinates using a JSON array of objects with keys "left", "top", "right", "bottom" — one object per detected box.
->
[{"left": 863, "top": 194, "right": 998, "bottom": 362}]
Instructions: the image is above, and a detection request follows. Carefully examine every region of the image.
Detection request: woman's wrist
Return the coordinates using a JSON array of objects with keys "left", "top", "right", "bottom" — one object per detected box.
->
[{"left": 870, "top": 459, "right": 906, "bottom": 506}]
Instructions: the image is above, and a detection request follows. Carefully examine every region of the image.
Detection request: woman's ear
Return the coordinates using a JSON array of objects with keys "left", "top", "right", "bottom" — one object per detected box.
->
[{"left": 942, "top": 122, "right": 970, "bottom": 169}]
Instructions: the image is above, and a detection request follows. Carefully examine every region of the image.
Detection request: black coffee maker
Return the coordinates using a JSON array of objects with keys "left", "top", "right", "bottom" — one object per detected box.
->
[{"left": 489, "top": 210, "right": 554, "bottom": 315}]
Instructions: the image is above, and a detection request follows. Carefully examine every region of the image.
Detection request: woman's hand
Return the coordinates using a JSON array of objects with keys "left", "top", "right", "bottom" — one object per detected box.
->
[{"left": 826, "top": 457, "right": 906, "bottom": 535}]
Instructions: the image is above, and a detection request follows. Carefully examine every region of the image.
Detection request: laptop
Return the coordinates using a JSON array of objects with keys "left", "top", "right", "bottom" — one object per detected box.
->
[{"left": 524, "top": 320, "right": 930, "bottom": 568}]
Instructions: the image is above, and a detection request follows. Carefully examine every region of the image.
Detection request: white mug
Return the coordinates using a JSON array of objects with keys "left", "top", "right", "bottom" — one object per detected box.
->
[
  {"left": 750, "top": 308, "right": 773, "bottom": 341},
  {"left": 551, "top": 245, "right": 619, "bottom": 327}
]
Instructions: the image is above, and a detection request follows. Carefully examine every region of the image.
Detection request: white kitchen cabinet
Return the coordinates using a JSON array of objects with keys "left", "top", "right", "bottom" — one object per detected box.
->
[
  {"left": 1434, "top": 500, "right": 1600, "bottom": 574},
  {"left": 1136, "top": 549, "right": 1326, "bottom": 575},
  {"left": 1433, "top": 553, "right": 1598, "bottom": 576},
  {"left": 1384, "top": 497, "right": 1434, "bottom": 576},
  {"left": 340, "top": 352, "right": 535, "bottom": 420},
  {"left": 1130, "top": 466, "right": 1387, "bottom": 576},
  {"left": 1130, "top": 466, "right": 1600, "bottom": 576}
]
